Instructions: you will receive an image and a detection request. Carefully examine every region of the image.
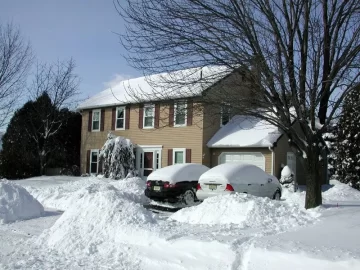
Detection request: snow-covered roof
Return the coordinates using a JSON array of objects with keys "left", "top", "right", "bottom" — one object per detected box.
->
[
  {"left": 207, "top": 115, "right": 282, "bottom": 148},
  {"left": 78, "top": 66, "right": 233, "bottom": 110}
]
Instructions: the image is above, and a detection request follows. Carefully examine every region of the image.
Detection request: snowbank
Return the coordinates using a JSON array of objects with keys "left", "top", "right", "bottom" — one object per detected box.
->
[
  {"left": 24, "top": 177, "right": 101, "bottom": 210},
  {"left": 170, "top": 193, "right": 318, "bottom": 230},
  {"left": 282, "top": 179, "right": 360, "bottom": 207},
  {"left": 0, "top": 181, "right": 44, "bottom": 224},
  {"left": 38, "top": 183, "right": 157, "bottom": 257},
  {"left": 112, "top": 177, "right": 148, "bottom": 204},
  {"left": 25, "top": 176, "right": 147, "bottom": 211},
  {"left": 323, "top": 180, "right": 360, "bottom": 201}
]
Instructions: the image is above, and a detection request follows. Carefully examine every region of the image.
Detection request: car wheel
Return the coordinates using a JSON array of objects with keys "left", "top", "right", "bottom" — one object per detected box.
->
[
  {"left": 182, "top": 190, "right": 196, "bottom": 205},
  {"left": 273, "top": 190, "right": 281, "bottom": 200}
]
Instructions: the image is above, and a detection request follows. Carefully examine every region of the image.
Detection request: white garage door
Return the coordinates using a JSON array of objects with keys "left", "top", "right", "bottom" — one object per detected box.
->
[{"left": 219, "top": 152, "right": 266, "bottom": 171}]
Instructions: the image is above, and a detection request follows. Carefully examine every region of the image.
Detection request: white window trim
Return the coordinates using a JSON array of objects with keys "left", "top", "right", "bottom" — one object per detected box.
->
[
  {"left": 173, "top": 148, "right": 186, "bottom": 164},
  {"left": 115, "top": 106, "right": 126, "bottom": 130},
  {"left": 143, "top": 104, "right": 155, "bottom": 129},
  {"left": 90, "top": 149, "right": 99, "bottom": 174},
  {"left": 174, "top": 100, "right": 187, "bottom": 127},
  {"left": 92, "top": 109, "right": 101, "bottom": 132},
  {"left": 135, "top": 145, "right": 163, "bottom": 179}
]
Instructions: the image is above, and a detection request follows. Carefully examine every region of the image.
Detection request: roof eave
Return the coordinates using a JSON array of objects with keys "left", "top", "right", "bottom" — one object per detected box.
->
[{"left": 77, "top": 94, "right": 203, "bottom": 111}]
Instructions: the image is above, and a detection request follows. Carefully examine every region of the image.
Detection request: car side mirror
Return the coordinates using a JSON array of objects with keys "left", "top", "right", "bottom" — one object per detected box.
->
[{"left": 267, "top": 178, "right": 272, "bottom": 183}]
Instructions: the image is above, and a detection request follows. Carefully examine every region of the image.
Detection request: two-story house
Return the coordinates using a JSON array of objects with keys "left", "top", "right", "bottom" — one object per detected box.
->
[{"left": 78, "top": 66, "right": 309, "bottom": 184}]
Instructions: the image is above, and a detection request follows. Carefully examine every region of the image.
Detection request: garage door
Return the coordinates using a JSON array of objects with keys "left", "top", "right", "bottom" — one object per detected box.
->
[{"left": 219, "top": 152, "right": 266, "bottom": 171}]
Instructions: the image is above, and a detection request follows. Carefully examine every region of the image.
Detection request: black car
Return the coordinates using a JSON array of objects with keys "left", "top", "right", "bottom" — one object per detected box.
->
[{"left": 144, "top": 163, "right": 209, "bottom": 205}]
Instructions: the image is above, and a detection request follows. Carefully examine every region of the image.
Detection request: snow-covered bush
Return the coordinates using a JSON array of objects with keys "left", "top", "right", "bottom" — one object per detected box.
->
[
  {"left": 323, "top": 123, "right": 338, "bottom": 178},
  {"left": 334, "top": 87, "right": 360, "bottom": 190},
  {"left": 99, "top": 133, "right": 136, "bottom": 179}
]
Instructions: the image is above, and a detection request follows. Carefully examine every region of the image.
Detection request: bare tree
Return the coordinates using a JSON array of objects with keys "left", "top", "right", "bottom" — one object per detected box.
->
[
  {"left": 0, "top": 22, "right": 32, "bottom": 127},
  {"left": 29, "top": 59, "right": 80, "bottom": 110},
  {"left": 26, "top": 59, "right": 80, "bottom": 174},
  {"left": 117, "top": 0, "right": 360, "bottom": 209}
]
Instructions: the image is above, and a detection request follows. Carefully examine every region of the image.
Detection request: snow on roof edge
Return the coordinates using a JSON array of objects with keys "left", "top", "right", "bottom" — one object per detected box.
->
[
  {"left": 77, "top": 65, "right": 233, "bottom": 110},
  {"left": 77, "top": 93, "right": 202, "bottom": 111},
  {"left": 207, "top": 115, "right": 283, "bottom": 148}
]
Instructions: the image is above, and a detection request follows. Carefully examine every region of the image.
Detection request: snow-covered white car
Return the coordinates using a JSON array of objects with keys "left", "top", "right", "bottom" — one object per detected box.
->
[
  {"left": 145, "top": 163, "right": 209, "bottom": 204},
  {"left": 196, "top": 163, "right": 282, "bottom": 201}
]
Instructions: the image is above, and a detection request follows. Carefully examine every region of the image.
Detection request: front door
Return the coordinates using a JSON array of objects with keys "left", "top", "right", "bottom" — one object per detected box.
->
[{"left": 143, "top": 151, "right": 154, "bottom": 177}]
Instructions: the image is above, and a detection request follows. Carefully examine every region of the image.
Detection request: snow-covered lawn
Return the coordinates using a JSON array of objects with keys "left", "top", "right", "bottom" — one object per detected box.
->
[{"left": 0, "top": 176, "right": 360, "bottom": 269}]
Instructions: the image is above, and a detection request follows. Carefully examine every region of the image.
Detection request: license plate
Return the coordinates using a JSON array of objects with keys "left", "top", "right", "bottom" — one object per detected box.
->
[
  {"left": 153, "top": 186, "right": 161, "bottom": 191},
  {"left": 208, "top": 184, "right": 217, "bottom": 190}
]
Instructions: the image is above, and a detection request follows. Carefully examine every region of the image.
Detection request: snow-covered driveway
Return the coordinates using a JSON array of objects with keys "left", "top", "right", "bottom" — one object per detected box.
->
[{"left": 0, "top": 176, "right": 360, "bottom": 269}]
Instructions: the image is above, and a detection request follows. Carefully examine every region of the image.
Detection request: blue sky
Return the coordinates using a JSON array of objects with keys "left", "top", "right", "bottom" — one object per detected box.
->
[{"left": 0, "top": 0, "right": 140, "bottom": 100}]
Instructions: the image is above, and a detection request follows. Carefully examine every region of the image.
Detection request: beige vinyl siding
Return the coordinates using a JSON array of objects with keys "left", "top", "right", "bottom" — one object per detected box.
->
[
  {"left": 210, "top": 148, "right": 273, "bottom": 175},
  {"left": 80, "top": 103, "right": 205, "bottom": 173},
  {"left": 202, "top": 104, "right": 222, "bottom": 167}
]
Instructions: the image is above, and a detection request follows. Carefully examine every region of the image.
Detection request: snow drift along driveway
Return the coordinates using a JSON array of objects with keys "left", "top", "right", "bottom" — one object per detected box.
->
[
  {"left": 170, "top": 193, "right": 319, "bottom": 230},
  {"left": 25, "top": 176, "right": 148, "bottom": 211},
  {"left": 0, "top": 181, "right": 44, "bottom": 224}
]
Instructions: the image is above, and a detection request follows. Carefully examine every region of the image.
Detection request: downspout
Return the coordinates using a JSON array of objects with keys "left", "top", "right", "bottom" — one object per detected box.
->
[{"left": 268, "top": 146, "right": 275, "bottom": 175}]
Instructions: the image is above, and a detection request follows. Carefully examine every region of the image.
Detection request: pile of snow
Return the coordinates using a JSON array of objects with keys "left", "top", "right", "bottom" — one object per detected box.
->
[
  {"left": 25, "top": 176, "right": 147, "bottom": 211},
  {"left": 170, "top": 193, "right": 318, "bottom": 231},
  {"left": 38, "top": 183, "right": 157, "bottom": 257},
  {"left": 323, "top": 180, "right": 360, "bottom": 201},
  {"left": 112, "top": 177, "right": 148, "bottom": 204},
  {"left": 282, "top": 179, "right": 360, "bottom": 207},
  {"left": 0, "top": 181, "right": 44, "bottom": 224},
  {"left": 24, "top": 177, "right": 101, "bottom": 211}
]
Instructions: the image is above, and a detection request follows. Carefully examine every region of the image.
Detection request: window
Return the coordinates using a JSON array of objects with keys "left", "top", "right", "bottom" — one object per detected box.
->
[
  {"left": 174, "top": 100, "right": 187, "bottom": 126},
  {"left": 116, "top": 106, "right": 125, "bottom": 130},
  {"left": 92, "top": 109, "right": 101, "bottom": 131},
  {"left": 220, "top": 104, "right": 232, "bottom": 126},
  {"left": 143, "top": 104, "right": 155, "bottom": 128},
  {"left": 173, "top": 148, "right": 186, "bottom": 164},
  {"left": 90, "top": 149, "right": 99, "bottom": 174}
]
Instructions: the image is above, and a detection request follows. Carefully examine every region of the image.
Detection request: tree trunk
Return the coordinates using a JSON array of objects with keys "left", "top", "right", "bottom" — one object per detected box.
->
[
  {"left": 305, "top": 149, "right": 322, "bottom": 209},
  {"left": 39, "top": 153, "right": 45, "bottom": 176}
]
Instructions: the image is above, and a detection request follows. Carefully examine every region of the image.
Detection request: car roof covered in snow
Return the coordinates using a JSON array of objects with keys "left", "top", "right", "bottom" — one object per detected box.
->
[
  {"left": 147, "top": 163, "right": 210, "bottom": 184},
  {"left": 199, "top": 163, "right": 269, "bottom": 184},
  {"left": 77, "top": 66, "right": 232, "bottom": 110},
  {"left": 207, "top": 115, "right": 282, "bottom": 148}
]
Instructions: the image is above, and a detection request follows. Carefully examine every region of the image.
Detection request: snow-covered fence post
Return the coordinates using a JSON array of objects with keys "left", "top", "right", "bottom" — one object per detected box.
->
[{"left": 99, "top": 132, "right": 136, "bottom": 180}]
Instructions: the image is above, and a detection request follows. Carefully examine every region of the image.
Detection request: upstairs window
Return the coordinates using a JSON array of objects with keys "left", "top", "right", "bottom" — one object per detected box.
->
[
  {"left": 174, "top": 100, "right": 187, "bottom": 126},
  {"left": 220, "top": 104, "right": 232, "bottom": 127},
  {"left": 116, "top": 106, "right": 125, "bottom": 130},
  {"left": 92, "top": 109, "right": 101, "bottom": 131},
  {"left": 143, "top": 104, "right": 155, "bottom": 128}
]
